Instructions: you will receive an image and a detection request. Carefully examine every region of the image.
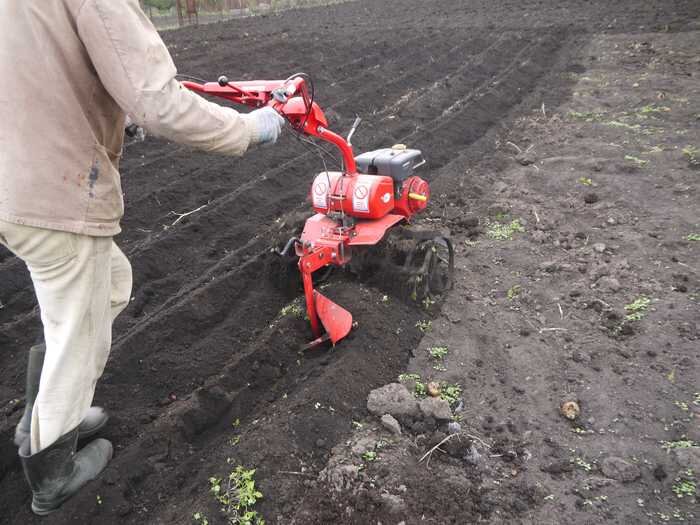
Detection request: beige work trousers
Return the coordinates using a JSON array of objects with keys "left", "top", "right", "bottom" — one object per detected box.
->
[{"left": 0, "top": 219, "right": 132, "bottom": 453}]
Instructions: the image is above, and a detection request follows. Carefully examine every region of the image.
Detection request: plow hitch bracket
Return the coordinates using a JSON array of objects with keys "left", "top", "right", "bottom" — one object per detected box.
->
[{"left": 299, "top": 245, "right": 352, "bottom": 348}]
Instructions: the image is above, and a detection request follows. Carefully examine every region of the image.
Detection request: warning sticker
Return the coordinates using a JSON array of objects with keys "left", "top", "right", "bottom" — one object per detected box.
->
[
  {"left": 312, "top": 179, "right": 328, "bottom": 209},
  {"left": 353, "top": 175, "right": 373, "bottom": 213}
]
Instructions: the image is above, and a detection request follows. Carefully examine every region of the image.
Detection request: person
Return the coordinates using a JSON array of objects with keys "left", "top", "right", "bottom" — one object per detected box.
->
[{"left": 0, "top": 0, "right": 283, "bottom": 516}]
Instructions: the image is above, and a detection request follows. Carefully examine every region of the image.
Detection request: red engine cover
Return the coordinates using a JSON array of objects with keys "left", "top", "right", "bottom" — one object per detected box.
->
[{"left": 310, "top": 172, "right": 395, "bottom": 219}]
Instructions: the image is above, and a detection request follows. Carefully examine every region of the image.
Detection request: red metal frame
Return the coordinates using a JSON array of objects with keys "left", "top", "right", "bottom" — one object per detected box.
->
[
  {"left": 182, "top": 80, "right": 285, "bottom": 106},
  {"left": 183, "top": 75, "right": 427, "bottom": 346},
  {"left": 182, "top": 78, "right": 357, "bottom": 174}
]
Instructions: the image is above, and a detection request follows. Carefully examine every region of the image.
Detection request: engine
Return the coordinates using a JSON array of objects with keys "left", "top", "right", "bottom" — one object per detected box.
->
[{"left": 310, "top": 146, "right": 429, "bottom": 220}]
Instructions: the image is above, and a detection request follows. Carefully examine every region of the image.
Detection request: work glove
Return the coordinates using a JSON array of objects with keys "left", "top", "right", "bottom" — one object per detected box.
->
[{"left": 243, "top": 106, "right": 285, "bottom": 145}]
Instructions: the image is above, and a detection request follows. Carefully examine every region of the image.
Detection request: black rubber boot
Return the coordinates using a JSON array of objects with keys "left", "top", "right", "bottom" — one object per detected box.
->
[
  {"left": 14, "top": 344, "right": 109, "bottom": 446},
  {"left": 19, "top": 428, "right": 113, "bottom": 515}
]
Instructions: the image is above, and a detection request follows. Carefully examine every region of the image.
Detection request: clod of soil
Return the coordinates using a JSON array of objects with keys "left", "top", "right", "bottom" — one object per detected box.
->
[
  {"left": 601, "top": 457, "right": 642, "bottom": 482},
  {"left": 419, "top": 397, "right": 453, "bottom": 421},
  {"left": 380, "top": 414, "right": 402, "bottom": 435},
  {"left": 583, "top": 192, "right": 600, "bottom": 204},
  {"left": 367, "top": 383, "right": 420, "bottom": 418}
]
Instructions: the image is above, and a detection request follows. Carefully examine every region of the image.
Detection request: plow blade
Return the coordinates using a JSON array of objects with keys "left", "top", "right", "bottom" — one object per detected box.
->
[{"left": 315, "top": 291, "right": 353, "bottom": 345}]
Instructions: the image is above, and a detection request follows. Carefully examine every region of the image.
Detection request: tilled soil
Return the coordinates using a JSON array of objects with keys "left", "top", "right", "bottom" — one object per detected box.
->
[
  {"left": 297, "top": 26, "right": 700, "bottom": 525},
  {"left": 0, "top": 1, "right": 698, "bottom": 524}
]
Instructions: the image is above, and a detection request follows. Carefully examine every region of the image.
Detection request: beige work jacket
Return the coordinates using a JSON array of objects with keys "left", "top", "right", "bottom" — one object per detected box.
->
[{"left": 0, "top": 0, "right": 257, "bottom": 236}]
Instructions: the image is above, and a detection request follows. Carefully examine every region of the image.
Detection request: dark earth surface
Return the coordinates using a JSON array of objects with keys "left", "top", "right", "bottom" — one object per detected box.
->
[{"left": 1, "top": 0, "right": 699, "bottom": 523}]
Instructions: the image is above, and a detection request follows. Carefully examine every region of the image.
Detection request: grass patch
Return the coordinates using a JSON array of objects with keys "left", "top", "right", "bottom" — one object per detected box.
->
[
  {"left": 487, "top": 219, "right": 525, "bottom": 240},
  {"left": 427, "top": 346, "right": 449, "bottom": 360},
  {"left": 568, "top": 110, "right": 605, "bottom": 122},
  {"left": 672, "top": 471, "right": 696, "bottom": 499},
  {"left": 624, "top": 296, "right": 651, "bottom": 321},
  {"left": 681, "top": 145, "right": 698, "bottom": 159},
  {"left": 675, "top": 400, "right": 689, "bottom": 412},
  {"left": 398, "top": 373, "right": 462, "bottom": 405},
  {"left": 639, "top": 104, "right": 670, "bottom": 115},
  {"left": 687, "top": 233, "right": 700, "bottom": 242},
  {"left": 278, "top": 300, "right": 304, "bottom": 318},
  {"left": 605, "top": 121, "right": 641, "bottom": 131},
  {"left": 209, "top": 466, "right": 264, "bottom": 525},
  {"left": 682, "top": 145, "right": 700, "bottom": 168},
  {"left": 440, "top": 383, "right": 462, "bottom": 406},
  {"left": 193, "top": 512, "right": 209, "bottom": 525},
  {"left": 428, "top": 346, "right": 449, "bottom": 371},
  {"left": 361, "top": 450, "right": 378, "bottom": 462},
  {"left": 624, "top": 154, "right": 649, "bottom": 167},
  {"left": 507, "top": 284, "right": 522, "bottom": 301},
  {"left": 415, "top": 320, "right": 432, "bottom": 333},
  {"left": 398, "top": 373, "right": 427, "bottom": 397},
  {"left": 572, "top": 457, "right": 593, "bottom": 472},
  {"left": 662, "top": 440, "right": 697, "bottom": 451}
]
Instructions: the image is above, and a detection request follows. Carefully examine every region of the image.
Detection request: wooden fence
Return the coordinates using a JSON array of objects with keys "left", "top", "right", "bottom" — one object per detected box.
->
[{"left": 142, "top": 1, "right": 353, "bottom": 29}]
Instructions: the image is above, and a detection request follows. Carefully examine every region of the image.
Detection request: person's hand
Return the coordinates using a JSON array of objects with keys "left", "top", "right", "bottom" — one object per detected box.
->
[{"left": 244, "top": 107, "right": 285, "bottom": 145}]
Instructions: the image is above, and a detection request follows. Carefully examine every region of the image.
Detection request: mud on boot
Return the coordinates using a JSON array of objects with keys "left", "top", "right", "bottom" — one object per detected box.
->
[
  {"left": 14, "top": 343, "right": 109, "bottom": 446},
  {"left": 18, "top": 428, "right": 113, "bottom": 516}
]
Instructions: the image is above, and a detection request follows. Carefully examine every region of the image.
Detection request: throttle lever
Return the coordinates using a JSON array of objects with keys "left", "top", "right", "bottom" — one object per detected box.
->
[{"left": 347, "top": 116, "right": 362, "bottom": 146}]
